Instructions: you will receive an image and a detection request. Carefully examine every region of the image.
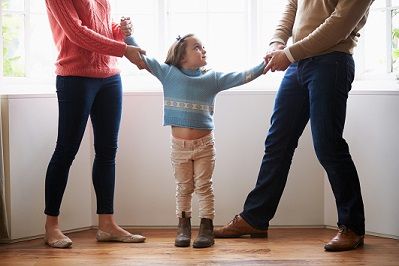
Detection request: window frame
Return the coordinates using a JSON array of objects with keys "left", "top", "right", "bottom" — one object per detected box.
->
[{"left": 0, "top": 0, "right": 398, "bottom": 91}]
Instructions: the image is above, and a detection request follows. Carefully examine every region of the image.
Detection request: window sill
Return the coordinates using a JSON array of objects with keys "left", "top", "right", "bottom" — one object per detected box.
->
[{"left": 1, "top": 73, "right": 399, "bottom": 97}]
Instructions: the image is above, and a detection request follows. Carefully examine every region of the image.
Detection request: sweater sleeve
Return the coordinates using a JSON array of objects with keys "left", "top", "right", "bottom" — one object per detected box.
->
[
  {"left": 141, "top": 57, "right": 171, "bottom": 83},
  {"left": 124, "top": 35, "right": 140, "bottom": 47},
  {"left": 215, "top": 62, "right": 265, "bottom": 92},
  {"left": 124, "top": 36, "right": 169, "bottom": 81},
  {"left": 288, "top": 0, "right": 373, "bottom": 61},
  {"left": 112, "top": 22, "right": 124, "bottom": 42},
  {"left": 45, "top": 0, "right": 127, "bottom": 57},
  {"left": 269, "top": 0, "right": 297, "bottom": 45}
]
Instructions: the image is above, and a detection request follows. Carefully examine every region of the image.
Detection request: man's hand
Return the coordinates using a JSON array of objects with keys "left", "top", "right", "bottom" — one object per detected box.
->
[
  {"left": 264, "top": 42, "right": 286, "bottom": 64},
  {"left": 263, "top": 49, "right": 291, "bottom": 74},
  {"left": 124, "top": 45, "right": 147, "bottom": 70},
  {"left": 120, "top": 16, "right": 133, "bottom": 37}
]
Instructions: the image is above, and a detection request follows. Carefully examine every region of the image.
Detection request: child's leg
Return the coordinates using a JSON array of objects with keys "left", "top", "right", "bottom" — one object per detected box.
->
[
  {"left": 192, "top": 134, "right": 216, "bottom": 248},
  {"left": 193, "top": 135, "right": 216, "bottom": 220},
  {"left": 171, "top": 137, "right": 195, "bottom": 218},
  {"left": 171, "top": 137, "right": 195, "bottom": 247}
]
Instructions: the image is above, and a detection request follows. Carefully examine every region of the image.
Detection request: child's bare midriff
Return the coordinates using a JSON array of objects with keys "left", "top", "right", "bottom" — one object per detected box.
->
[{"left": 172, "top": 126, "right": 212, "bottom": 140}]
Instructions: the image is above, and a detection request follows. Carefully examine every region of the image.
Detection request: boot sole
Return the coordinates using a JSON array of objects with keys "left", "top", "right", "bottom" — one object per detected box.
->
[
  {"left": 193, "top": 240, "right": 215, "bottom": 248},
  {"left": 175, "top": 241, "right": 190, "bottom": 247}
]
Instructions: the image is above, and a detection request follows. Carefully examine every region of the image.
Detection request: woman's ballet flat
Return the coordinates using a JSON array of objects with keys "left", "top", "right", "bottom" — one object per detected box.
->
[
  {"left": 44, "top": 235, "right": 73, "bottom": 248},
  {"left": 96, "top": 229, "right": 146, "bottom": 243}
]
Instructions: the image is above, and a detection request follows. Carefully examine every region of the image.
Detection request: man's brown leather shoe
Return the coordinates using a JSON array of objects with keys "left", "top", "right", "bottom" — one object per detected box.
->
[
  {"left": 214, "top": 215, "right": 267, "bottom": 238},
  {"left": 324, "top": 225, "right": 364, "bottom": 251}
]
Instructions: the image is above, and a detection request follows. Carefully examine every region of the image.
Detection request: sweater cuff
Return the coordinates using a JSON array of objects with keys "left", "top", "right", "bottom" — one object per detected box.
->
[
  {"left": 284, "top": 47, "right": 295, "bottom": 63},
  {"left": 119, "top": 43, "right": 128, "bottom": 57},
  {"left": 269, "top": 38, "right": 286, "bottom": 46}
]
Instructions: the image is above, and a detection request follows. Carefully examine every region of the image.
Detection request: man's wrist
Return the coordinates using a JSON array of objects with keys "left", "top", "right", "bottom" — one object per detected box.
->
[{"left": 283, "top": 47, "right": 295, "bottom": 63}]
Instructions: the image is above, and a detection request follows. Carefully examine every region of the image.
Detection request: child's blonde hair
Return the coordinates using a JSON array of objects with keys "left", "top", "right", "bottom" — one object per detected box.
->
[{"left": 165, "top": 33, "right": 195, "bottom": 68}]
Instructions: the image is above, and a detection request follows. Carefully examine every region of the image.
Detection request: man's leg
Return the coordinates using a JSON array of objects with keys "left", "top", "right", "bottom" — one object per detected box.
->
[
  {"left": 305, "top": 52, "right": 365, "bottom": 251},
  {"left": 215, "top": 63, "right": 310, "bottom": 237}
]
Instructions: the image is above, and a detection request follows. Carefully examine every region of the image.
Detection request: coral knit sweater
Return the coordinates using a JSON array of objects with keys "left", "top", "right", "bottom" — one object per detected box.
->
[{"left": 45, "top": 0, "right": 127, "bottom": 78}]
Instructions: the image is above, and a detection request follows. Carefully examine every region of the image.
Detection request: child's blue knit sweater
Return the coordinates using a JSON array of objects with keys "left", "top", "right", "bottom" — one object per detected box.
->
[{"left": 126, "top": 36, "right": 265, "bottom": 129}]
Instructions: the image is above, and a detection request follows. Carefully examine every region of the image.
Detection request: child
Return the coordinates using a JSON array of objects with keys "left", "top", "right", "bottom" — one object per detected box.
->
[{"left": 125, "top": 33, "right": 265, "bottom": 248}]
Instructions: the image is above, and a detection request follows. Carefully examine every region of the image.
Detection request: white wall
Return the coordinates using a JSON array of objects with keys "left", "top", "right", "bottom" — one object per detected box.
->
[
  {"left": 2, "top": 96, "right": 93, "bottom": 240},
  {"left": 114, "top": 92, "right": 324, "bottom": 227},
  {"left": 2, "top": 89, "right": 398, "bottom": 240}
]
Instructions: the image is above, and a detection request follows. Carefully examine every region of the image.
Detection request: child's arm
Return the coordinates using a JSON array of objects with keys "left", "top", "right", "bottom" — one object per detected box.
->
[
  {"left": 119, "top": 17, "right": 147, "bottom": 69},
  {"left": 123, "top": 33, "right": 171, "bottom": 82},
  {"left": 120, "top": 17, "right": 173, "bottom": 82},
  {"left": 124, "top": 35, "right": 140, "bottom": 47},
  {"left": 216, "top": 61, "right": 265, "bottom": 91}
]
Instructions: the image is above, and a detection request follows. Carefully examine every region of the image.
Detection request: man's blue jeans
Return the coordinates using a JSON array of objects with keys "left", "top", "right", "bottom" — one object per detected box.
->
[
  {"left": 241, "top": 52, "right": 365, "bottom": 235},
  {"left": 44, "top": 74, "right": 122, "bottom": 216}
]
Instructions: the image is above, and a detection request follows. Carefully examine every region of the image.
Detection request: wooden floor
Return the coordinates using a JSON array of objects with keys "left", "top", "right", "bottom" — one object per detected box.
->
[{"left": 0, "top": 228, "right": 398, "bottom": 265}]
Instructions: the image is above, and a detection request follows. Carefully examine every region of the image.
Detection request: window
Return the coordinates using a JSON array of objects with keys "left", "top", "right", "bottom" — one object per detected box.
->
[
  {"left": 1, "top": 0, "right": 57, "bottom": 79},
  {"left": 356, "top": 0, "right": 399, "bottom": 79},
  {"left": 1, "top": 0, "right": 25, "bottom": 77},
  {"left": 0, "top": 0, "right": 397, "bottom": 89},
  {"left": 167, "top": 0, "right": 249, "bottom": 70},
  {"left": 109, "top": 0, "right": 158, "bottom": 76}
]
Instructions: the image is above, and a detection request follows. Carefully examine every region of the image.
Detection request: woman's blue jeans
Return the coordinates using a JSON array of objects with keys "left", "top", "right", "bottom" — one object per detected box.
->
[
  {"left": 241, "top": 52, "right": 365, "bottom": 235},
  {"left": 44, "top": 74, "right": 122, "bottom": 216}
]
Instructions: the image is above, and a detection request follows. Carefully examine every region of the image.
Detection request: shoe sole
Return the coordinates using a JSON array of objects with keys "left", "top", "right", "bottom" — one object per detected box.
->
[{"left": 45, "top": 240, "right": 72, "bottom": 248}]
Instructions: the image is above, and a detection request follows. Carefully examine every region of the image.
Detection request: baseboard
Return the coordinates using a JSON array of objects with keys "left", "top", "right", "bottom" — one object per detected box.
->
[{"left": 324, "top": 225, "right": 399, "bottom": 240}]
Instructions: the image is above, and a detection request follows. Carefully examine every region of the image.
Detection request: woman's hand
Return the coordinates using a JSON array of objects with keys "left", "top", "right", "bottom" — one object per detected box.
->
[{"left": 124, "top": 45, "right": 148, "bottom": 70}]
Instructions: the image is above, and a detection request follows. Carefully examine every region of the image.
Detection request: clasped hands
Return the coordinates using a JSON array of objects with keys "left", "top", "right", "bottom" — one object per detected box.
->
[
  {"left": 120, "top": 17, "right": 147, "bottom": 70},
  {"left": 263, "top": 42, "right": 291, "bottom": 74}
]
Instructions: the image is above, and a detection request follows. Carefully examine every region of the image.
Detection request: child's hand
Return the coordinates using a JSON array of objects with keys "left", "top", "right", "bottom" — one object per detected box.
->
[
  {"left": 124, "top": 45, "right": 147, "bottom": 70},
  {"left": 120, "top": 16, "right": 133, "bottom": 37}
]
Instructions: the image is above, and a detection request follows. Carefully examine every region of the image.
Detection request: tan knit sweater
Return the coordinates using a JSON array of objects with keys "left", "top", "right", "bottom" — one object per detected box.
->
[{"left": 270, "top": 0, "right": 374, "bottom": 62}]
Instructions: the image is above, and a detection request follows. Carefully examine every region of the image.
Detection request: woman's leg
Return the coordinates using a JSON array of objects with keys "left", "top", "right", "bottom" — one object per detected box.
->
[
  {"left": 89, "top": 74, "right": 130, "bottom": 236},
  {"left": 45, "top": 76, "right": 98, "bottom": 245}
]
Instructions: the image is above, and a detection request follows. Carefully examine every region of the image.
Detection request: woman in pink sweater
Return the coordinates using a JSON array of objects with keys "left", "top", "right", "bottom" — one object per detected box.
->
[{"left": 44, "top": 0, "right": 146, "bottom": 248}]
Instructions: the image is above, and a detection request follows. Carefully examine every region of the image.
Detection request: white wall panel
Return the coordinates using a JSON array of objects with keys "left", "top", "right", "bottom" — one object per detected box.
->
[
  {"left": 3, "top": 88, "right": 398, "bottom": 240},
  {"left": 3, "top": 95, "right": 92, "bottom": 239}
]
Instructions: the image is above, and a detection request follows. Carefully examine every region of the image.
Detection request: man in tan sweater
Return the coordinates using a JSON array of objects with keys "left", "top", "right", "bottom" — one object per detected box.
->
[{"left": 215, "top": 0, "right": 374, "bottom": 251}]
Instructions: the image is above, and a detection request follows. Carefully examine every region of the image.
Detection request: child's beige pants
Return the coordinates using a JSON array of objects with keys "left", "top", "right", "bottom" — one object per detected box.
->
[{"left": 171, "top": 133, "right": 215, "bottom": 219}]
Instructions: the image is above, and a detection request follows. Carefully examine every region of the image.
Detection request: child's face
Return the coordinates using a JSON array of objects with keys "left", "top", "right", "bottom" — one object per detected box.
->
[{"left": 180, "top": 36, "right": 207, "bottom": 69}]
